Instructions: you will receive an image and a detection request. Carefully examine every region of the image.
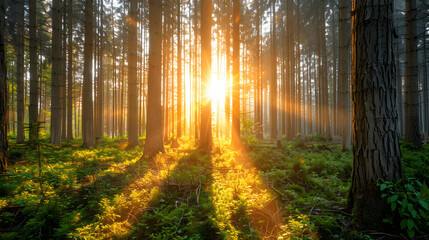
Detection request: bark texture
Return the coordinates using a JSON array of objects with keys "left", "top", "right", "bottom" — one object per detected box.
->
[
  {"left": 16, "top": 0, "right": 24, "bottom": 143},
  {"left": 128, "top": 0, "right": 138, "bottom": 147},
  {"left": 29, "top": 0, "right": 38, "bottom": 141},
  {"left": 339, "top": 0, "right": 350, "bottom": 151},
  {"left": 82, "top": 0, "right": 94, "bottom": 147},
  {"left": 200, "top": 0, "right": 212, "bottom": 150},
  {"left": 51, "top": 0, "right": 63, "bottom": 145},
  {"left": 349, "top": 0, "right": 402, "bottom": 228},
  {"left": 144, "top": 0, "right": 165, "bottom": 157},
  {"left": 231, "top": 0, "right": 241, "bottom": 148}
]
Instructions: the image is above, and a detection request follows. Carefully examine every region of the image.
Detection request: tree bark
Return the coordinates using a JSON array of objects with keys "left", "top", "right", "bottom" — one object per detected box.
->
[
  {"left": 51, "top": 0, "right": 63, "bottom": 145},
  {"left": 128, "top": 0, "right": 138, "bottom": 147},
  {"left": 0, "top": 0, "right": 8, "bottom": 172},
  {"left": 200, "top": 0, "right": 212, "bottom": 150},
  {"left": 349, "top": 0, "right": 402, "bottom": 228},
  {"left": 404, "top": 0, "right": 421, "bottom": 147},
  {"left": 270, "top": 0, "right": 277, "bottom": 140},
  {"left": 339, "top": 0, "right": 350, "bottom": 151},
  {"left": 231, "top": 0, "right": 241, "bottom": 148},
  {"left": 82, "top": 0, "right": 94, "bottom": 147},
  {"left": 144, "top": 0, "right": 165, "bottom": 157},
  {"left": 29, "top": 0, "right": 38, "bottom": 141},
  {"left": 67, "top": 0, "right": 73, "bottom": 141},
  {"left": 16, "top": 0, "right": 25, "bottom": 143}
]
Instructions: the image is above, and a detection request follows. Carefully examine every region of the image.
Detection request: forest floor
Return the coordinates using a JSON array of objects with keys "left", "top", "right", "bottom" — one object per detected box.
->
[{"left": 0, "top": 133, "right": 428, "bottom": 240}]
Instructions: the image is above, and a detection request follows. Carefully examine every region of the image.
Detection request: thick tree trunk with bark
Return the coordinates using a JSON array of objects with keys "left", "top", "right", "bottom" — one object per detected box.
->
[
  {"left": 349, "top": 0, "right": 402, "bottom": 228},
  {"left": 200, "top": 0, "right": 212, "bottom": 150},
  {"left": 231, "top": 0, "right": 241, "bottom": 148},
  {"left": 144, "top": 0, "right": 165, "bottom": 157},
  {"left": 128, "top": 0, "right": 138, "bottom": 147},
  {"left": 29, "top": 0, "right": 38, "bottom": 141},
  {"left": 404, "top": 0, "right": 421, "bottom": 147},
  {"left": 51, "top": 0, "right": 63, "bottom": 145},
  {"left": 82, "top": 0, "right": 94, "bottom": 147},
  {"left": 0, "top": 0, "right": 8, "bottom": 172}
]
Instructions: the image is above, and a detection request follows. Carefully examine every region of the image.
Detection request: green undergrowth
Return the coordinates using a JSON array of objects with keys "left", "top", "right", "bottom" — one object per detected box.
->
[{"left": 1, "top": 134, "right": 429, "bottom": 239}]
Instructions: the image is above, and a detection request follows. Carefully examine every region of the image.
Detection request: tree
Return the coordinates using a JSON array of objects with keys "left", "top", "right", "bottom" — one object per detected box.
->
[
  {"left": 270, "top": 0, "right": 277, "bottom": 140},
  {"left": 0, "top": 0, "right": 8, "bottom": 172},
  {"left": 177, "top": 0, "right": 182, "bottom": 138},
  {"left": 404, "top": 0, "right": 420, "bottom": 147},
  {"left": 29, "top": 0, "right": 38, "bottom": 141},
  {"left": 200, "top": 0, "right": 212, "bottom": 150},
  {"left": 128, "top": 0, "right": 138, "bottom": 147},
  {"left": 339, "top": 0, "right": 350, "bottom": 151},
  {"left": 82, "top": 0, "right": 94, "bottom": 147},
  {"left": 143, "top": 0, "right": 164, "bottom": 158},
  {"left": 348, "top": 0, "right": 402, "bottom": 228},
  {"left": 51, "top": 0, "right": 63, "bottom": 145},
  {"left": 66, "top": 0, "right": 73, "bottom": 141},
  {"left": 231, "top": 0, "right": 241, "bottom": 148},
  {"left": 16, "top": 0, "right": 24, "bottom": 143}
]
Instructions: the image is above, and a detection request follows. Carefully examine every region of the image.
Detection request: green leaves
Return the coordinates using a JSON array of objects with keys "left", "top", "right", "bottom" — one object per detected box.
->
[{"left": 380, "top": 178, "right": 429, "bottom": 238}]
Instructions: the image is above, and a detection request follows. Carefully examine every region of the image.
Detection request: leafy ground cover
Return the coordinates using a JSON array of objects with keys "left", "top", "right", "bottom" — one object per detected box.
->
[{"left": 0, "top": 134, "right": 428, "bottom": 239}]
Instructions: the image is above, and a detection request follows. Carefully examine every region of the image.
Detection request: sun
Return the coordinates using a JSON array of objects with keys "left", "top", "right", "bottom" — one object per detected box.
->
[{"left": 208, "top": 76, "right": 226, "bottom": 102}]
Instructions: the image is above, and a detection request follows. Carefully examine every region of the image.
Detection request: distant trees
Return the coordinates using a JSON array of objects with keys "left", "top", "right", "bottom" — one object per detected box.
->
[
  {"left": 82, "top": 0, "right": 94, "bottom": 148},
  {"left": 404, "top": 0, "right": 421, "bottom": 147},
  {"left": 0, "top": 0, "right": 7, "bottom": 173},
  {"left": 144, "top": 0, "right": 164, "bottom": 157},
  {"left": 349, "top": 0, "right": 402, "bottom": 227}
]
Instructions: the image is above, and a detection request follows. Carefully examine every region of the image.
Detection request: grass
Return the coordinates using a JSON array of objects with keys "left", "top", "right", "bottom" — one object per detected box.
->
[{"left": 1, "top": 134, "right": 428, "bottom": 239}]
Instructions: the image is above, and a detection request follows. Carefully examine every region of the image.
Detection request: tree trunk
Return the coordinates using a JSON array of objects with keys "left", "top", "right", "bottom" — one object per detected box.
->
[
  {"left": 51, "top": 0, "right": 63, "bottom": 145},
  {"left": 349, "top": 0, "right": 402, "bottom": 228},
  {"left": 339, "top": 0, "right": 350, "bottom": 151},
  {"left": 67, "top": 0, "right": 73, "bottom": 141},
  {"left": 16, "top": 0, "right": 25, "bottom": 143},
  {"left": 200, "top": 0, "right": 212, "bottom": 150},
  {"left": 0, "top": 0, "right": 8, "bottom": 172},
  {"left": 320, "top": 0, "right": 331, "bottom": 140},
  {"left": 96, "top": 2, "right": 104, "bottom": 140},
  {"left": 270, "top": 0, "right": 277, "bottom": 140},
  {"left": 29, "top": 0, "right": 38, "bottom": 141},
  {"left": 144, "top": 0, "right": 165, "bottom": 158},
  {"left": 82, "top": 0, "right": 94, "bottom": 147},
  {"left": 177, "top": 0, "right": 182, "bottom": 138},
  {"left": 404, "top": 0, "right": 421, "bottom": 147},
  {"left": 128, "top": 0, "right": 138, "bottom": 147},
  {"left": 231, "top": 0, "right": 240, "bottom": 148}
]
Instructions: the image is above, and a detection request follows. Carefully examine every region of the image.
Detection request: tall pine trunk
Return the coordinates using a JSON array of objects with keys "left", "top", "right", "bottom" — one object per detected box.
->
[
  {"left": 29, "top": 0, "right": 38, "bottom": 141},
  {"left": 200, "top": 0, "right": 212, "bottom": 150},
  {"left": 67, "top": 0, "right": 73, "bottom": 140},
  {"left": 16, "top": 0, "right": 25, "bottom": 143},
  {"left": 348, "top": 0, "right": 402, "bottom": 228},
  {"left": 270, "top": 0, "right": 277, "bottom": 140},
  {"left": 128, "top": 0, "right": 138, "bottom": 146},
  {"left": 231, "top": 0, "right": 240, "bottom": 148},
  {"left": 144, "top": 0, "right": 164, "bottom": 157},
  {"left": 51, "top": 0, "right": 63, "bottom": 145},
  {"left": 82, "top": 0, "right": 94, "bottom": 147},
  {"left": 404, "top": 0, "right": 421, "bottom": 147},
  {"left": 339, "top": 0, "right": 350, "bottom": 151}
]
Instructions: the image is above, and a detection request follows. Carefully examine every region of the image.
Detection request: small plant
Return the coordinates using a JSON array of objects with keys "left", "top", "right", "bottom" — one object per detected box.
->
[{"left": 379, "top": 178, "right": 429, "bottom": 238}]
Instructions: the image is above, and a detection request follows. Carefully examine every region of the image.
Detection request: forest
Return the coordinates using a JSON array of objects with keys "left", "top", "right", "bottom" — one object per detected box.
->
[{"left": 0, "top": 0, "right": 429, "bottom": 239}]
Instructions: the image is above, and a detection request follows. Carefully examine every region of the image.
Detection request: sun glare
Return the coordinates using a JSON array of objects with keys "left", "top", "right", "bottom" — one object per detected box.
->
[{"left": 208, "top": 76, "right": 226, "bottom": 102}]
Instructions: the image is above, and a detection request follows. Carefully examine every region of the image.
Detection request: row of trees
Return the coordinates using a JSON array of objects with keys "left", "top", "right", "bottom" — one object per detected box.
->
[{"left": 0, "top": 0, "right": 427, "bottom": 231}]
